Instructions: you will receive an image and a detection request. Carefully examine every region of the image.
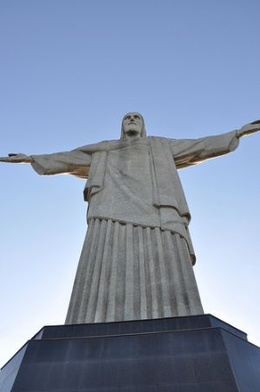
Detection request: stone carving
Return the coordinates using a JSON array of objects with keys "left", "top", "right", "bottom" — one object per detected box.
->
[{"left": 1, "top": 113, "right": 259, "bottom": 323}]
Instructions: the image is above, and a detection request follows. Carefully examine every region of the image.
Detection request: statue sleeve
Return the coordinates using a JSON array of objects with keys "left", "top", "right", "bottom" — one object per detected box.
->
[
  {"left": 170, "top": 130, "right": 239, "bottom": 169},
  {"left": 31, "top": 149, "right": 91, "bottom": 179}
]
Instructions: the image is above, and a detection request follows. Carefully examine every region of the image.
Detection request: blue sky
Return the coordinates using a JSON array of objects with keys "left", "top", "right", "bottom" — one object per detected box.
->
[{"left": 0, "top": 0, "right": 259, "bottom": 366}]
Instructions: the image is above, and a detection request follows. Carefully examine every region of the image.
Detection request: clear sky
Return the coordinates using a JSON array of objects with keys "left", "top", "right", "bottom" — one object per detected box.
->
[{"left": 0, "top": 0, "right": 259, "bottom": 367}]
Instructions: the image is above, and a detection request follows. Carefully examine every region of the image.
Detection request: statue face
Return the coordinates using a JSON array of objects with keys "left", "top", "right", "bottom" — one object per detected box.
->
[{"left": 122, "top": 113, "right": 143, "bottom": 138}]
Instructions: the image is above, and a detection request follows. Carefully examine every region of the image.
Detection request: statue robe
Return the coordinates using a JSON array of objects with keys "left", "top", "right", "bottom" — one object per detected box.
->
[{"left": 31, "top": 131, "right": 239, "bottom": 323}]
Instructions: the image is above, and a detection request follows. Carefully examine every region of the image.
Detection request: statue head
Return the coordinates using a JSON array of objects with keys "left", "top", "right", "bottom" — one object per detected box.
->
[{"left": 121, "top": 112, "right": 146, "bottom": 140}]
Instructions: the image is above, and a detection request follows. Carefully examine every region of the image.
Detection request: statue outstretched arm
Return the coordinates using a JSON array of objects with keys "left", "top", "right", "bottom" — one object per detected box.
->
[
  {"left": 171, "top": 120, "right": 259, "bottom": 169},
  {"left": 0, "top": 150, "right": 92, "bottom": 178},
  {"left": 0, "top": 140, "right": 118, "bottom": 178}
]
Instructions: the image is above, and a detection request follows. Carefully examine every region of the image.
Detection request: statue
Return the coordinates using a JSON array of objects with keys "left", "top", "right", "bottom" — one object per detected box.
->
[{"left": 1, "top": 113, "right": 259, "bottom": 324}]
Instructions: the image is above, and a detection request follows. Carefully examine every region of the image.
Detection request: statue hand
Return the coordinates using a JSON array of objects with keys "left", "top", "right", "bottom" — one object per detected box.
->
[
  {"left": 0, "top": 153, "right": 33, "bottom": 163},
  {"left": 237, "top": 120, "right": 260, "bottom": 137}
]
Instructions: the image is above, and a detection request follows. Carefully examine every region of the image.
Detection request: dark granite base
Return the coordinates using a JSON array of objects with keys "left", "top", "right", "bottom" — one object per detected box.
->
[{"left": 1, "top": 314, "right": 260, "bottom": 391}]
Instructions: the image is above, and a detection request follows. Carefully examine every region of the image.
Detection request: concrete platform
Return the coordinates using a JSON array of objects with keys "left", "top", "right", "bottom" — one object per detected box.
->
[{"left": 1, "top": 314, "right": 259, "bottom": 391}]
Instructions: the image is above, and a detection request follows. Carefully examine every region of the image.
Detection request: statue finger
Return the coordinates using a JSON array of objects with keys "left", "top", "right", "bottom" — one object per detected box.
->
[{"left": 0, "top": 156, "right": 12, "bottom": 162}]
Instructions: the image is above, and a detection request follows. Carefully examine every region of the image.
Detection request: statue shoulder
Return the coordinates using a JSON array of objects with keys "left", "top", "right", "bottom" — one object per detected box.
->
[{"left": 75, "top": 139, "right": 120, "bottom": 153}]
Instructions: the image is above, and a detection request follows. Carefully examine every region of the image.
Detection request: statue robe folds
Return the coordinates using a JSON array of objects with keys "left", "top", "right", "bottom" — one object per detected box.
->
[{"left": 31, "top": 131, "right": 239, "bottom": 323}]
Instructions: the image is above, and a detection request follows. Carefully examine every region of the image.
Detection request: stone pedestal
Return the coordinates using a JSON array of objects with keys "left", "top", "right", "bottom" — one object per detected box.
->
[{"left": 1, "top": 314, "right": 259, "bottom": 391}]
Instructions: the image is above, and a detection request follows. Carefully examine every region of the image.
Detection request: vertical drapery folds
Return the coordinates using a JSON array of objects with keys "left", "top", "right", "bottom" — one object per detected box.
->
[{"left": 65, "top": 218, "right": 203, "bottom": 324}]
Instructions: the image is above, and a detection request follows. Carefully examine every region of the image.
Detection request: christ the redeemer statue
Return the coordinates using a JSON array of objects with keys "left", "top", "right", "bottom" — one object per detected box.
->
[{"left": 1, "top": 113, "right": 259, "bottom": 324}]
